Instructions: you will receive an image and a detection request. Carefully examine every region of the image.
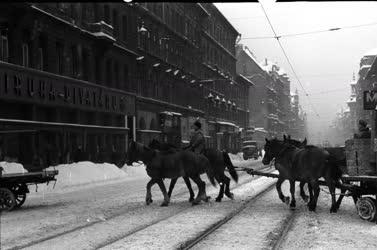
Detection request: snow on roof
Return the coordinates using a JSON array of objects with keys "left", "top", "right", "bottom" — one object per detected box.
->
[
  {"left": 238, "top": 74, "right": 255, "bottom": 86},
  {"left": 242, "top": 45, "right": 265, "bottom": 71},
  {"left": 360, "top": 65, "right": 371, "bottom": 71},
  {"left": 363, "top": 48, "right": 377, "bottom": 57}
]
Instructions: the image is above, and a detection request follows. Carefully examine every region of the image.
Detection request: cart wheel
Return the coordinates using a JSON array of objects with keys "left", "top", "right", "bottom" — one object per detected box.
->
[
  {"left": 11, "top": 184, "right": 27, "bottom": 208},
  {"left": 0, "top": 188, "right": 16, "bottom": 211},
  {"left": 356, "top": 197, "right": 376, "bottom": 222}
]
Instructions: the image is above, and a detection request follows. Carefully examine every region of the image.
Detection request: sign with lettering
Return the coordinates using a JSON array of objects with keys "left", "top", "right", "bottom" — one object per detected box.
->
[
  {"left": 363, "top": 91, "right": 377, "bottom": 110},
  {"left": 0, "top": 63, "right": 136, "bottom": 115}
]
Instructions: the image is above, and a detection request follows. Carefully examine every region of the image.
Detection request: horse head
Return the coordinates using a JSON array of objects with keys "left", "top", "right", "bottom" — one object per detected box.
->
[
  {"left": 283, "top": 135, "right": 306, "bottom": 148},
  {"left": 126, "top": 141, "right": 155, "bottom": 166},
  {"left": 263, "top": 138, "right": 285, "bottom": 165}
]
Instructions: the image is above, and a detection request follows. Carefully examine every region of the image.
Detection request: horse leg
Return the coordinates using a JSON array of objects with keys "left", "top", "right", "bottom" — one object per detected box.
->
[
  {"left": 300, "top": 181, "right": 309, "bottom": 202},
  {"left": 191, "top": 175, "right": 207, "bottom": 205},
  {"left": 167, "top": 178, "right": 178, "bottom": 198},
  {"left": 308, "top": 180, "right": 320, "bottom": 212},
  {"left": 183, "top": 177, "right": 195, "bottom": 202},
  {"left": 276, "top": 177, "right": 290, "bottom": 205},
  {"left": 215, "top": 179, "right": 225, "bottom": 202},
  {"left": 146, "top": 179, "right": 157, "bottom": 205},
  {"left": 224, "top": 175, "right": 234, "bottom": 200},
  {"left": 289, "top": 180, "right": 296, "bottom": 209},
  {"left": 156, "top": 179, "right": 170, "bottom": 207},
  {"left": 326, "top": 179, "right": 337, "bottom": 213}
]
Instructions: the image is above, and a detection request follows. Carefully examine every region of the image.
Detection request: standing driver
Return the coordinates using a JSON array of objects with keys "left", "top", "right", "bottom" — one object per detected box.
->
[{"left": 185, "top": 120, "right": 205, "bottom": 154}]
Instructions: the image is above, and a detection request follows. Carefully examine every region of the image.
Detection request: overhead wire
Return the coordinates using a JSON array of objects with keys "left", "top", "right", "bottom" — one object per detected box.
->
[
  {"left": 258, "top": 1, "right": 321, "bottom": 118},
  {"left": 239, "top": 21, "right": 377, "bottom": 40}
]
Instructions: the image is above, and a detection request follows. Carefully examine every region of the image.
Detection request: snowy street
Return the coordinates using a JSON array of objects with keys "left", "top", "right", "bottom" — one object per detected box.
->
[{"left": 1, "top": 157, "right": 377, "bottom": 250}]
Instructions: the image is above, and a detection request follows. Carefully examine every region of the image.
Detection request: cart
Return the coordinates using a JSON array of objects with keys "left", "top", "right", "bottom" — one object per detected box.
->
[
  {"left": 0, "top": 169, "right": 58, "bottom": 211},
  {"left": 236, "top": 139, "right": 377, "bottom": 223}
]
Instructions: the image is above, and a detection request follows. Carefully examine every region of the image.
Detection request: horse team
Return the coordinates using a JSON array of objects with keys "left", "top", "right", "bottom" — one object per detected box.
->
[{"left": 126, "top": 135, "right": 345, "bottom": 213}]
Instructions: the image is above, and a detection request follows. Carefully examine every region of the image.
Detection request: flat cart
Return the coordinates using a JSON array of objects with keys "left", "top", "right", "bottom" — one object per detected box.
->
[
  {"left": 0, "top": 169, "right": 58, "bottom": 211},
  {"left": 237, "top": 166, "right": 377, "bottom": 223}
]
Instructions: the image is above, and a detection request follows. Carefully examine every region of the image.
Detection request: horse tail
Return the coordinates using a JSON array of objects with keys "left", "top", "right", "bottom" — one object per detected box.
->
[
  {"left": 222, "top": 151, "right": 238, "bottom": 183},
  {"left": 204, "top": 160, "right": 217, "bottom": 187}
]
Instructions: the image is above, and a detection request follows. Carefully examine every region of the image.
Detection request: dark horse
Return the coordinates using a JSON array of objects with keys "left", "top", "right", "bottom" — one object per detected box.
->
[
  {"left": 283, "top": 135, "right": 351, "bottom": 211},
  {"left": 148, "top": 139, "right": 238, "bottom": 202},
  {"left": 126, "top": 141, "right": 216, "bottom": 206},
  {"left": 263, "top": 138, "right": 343, "bottom": 212}
]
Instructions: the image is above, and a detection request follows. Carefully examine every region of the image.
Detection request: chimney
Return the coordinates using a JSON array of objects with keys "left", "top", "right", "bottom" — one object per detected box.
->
[{"left": 265, "top": 58, "right": 268, "bottom": 66}]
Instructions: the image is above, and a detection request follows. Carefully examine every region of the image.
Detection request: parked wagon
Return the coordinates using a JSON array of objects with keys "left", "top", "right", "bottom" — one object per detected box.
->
[{"left": 0, "top": 169, "right": 58, "bottom": 211}]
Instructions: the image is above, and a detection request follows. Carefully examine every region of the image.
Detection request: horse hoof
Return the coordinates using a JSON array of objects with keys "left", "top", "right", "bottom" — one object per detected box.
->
[
  {"left": 146, "top": 198, "right": 153, "bottom": 205},
  {"left": 160, "top": 201, "right": 169, "bottom": 207},
  {"left": 204, "top": 196, "right": 211, "bottom": 202},
  {"left": 284, "top": 197, "right": 290, "bottom": 205},
  {"left": 215, "top": 197, "right": 222, "bottom": 202},
  {"left": 192, "top": 200, "right": 200, "bottom": 206},
  {"left": 330, "top": 206, "right": 338, "bottom": 213},
  {"left": 302, "top": 196, "right": 309, "bottom": 203},
  {"left": 189, "top": 197, "right": 194, "bottom": 202},
  {"left": 308, "top": 203, "right": 316, "bottom": 212},
  {"left": 290, "top": 201, "right": 296, "bottom": 209},
  {"left": 226, "top": 192, "right": 234, "bottom": 200}
]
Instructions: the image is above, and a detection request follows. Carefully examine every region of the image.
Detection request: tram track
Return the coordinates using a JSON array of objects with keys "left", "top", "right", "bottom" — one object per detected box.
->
[
  {"left": 7, "top": 163, "right": 270, "bottom": 250},
  {"left": 177, "top": 183, "right": 277, "bottom": 250}
]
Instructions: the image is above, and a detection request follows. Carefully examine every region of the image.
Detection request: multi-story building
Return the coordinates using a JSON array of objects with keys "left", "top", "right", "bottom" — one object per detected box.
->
[{"left": 0, "top": 2, "right": 251, "bottom": 167}]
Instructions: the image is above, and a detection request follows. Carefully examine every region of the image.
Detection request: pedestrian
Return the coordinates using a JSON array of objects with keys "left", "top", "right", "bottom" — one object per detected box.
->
[
  {"left": 184, "top": 120, "right": 205, "bottom": 154},
  {"left": 354, "top": 119, "right": 371, "bottom": 139}
]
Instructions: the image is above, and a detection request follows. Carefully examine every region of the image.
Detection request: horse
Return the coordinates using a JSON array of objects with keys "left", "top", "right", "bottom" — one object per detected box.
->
[
  {"left": 263, "top": 138, "right": 343, "bottom": 212},
  {"left": 283, "top": 135, "right": 311, "bottom": 202},
  {"left": 148, "top": 139, "right": 239, "bottom": 202},
  {"left": 126, "top": 141, "right": 216, "bottom": 206},
  {"left": 283, "top": 135, "right": 352, "bottom": 211}
]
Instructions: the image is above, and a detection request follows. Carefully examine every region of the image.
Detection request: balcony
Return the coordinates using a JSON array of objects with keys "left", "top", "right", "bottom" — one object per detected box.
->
[{"left": 87, "top": 21, "right": 115, "bottom": 43}]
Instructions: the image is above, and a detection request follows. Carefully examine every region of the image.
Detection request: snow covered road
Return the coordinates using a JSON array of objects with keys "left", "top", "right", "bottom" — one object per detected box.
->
[{"left": 2, "top": 157, "right": 377, "bottom": 250}]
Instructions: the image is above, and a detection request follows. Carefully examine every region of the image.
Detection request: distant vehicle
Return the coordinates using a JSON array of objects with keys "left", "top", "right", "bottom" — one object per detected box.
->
[{"left": 242, "top": 140, "right": 259, "bottom": 160}]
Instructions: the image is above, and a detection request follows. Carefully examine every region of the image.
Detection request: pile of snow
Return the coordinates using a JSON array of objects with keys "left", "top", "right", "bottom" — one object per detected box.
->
[
  {"left": 44, "top": 162, "right": 129, "bottom": 189},
  {"left": 229, "top": 152, "right": 245, "bottom": 162},
  {"left": 121, "top": 162, "right": 147, "bottom": 180},
  {"left": 0, "top": 162, "right": 28, "bottom": 174}
]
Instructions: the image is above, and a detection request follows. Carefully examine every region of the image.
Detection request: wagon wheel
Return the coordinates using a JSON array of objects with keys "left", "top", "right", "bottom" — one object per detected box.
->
[
  {"left": 356, "top": 197, "right": 376, "bottom": 222},
  {"left": 0, "top": 188, "right": 16, "bottom": 211},
  {"left": 11, "top": 184, "right": 27, "bottom": 208}
]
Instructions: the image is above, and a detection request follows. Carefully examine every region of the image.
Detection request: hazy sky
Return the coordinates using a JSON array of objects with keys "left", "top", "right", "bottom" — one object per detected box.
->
[{"left": 215, "top": 1, "right": 377, "bottom": 142}]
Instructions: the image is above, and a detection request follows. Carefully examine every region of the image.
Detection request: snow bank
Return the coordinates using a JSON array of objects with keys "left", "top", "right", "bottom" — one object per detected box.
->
[
  {"left": 26, "top": 162, "right": 147, "bottom": 194},
  {"left": 0, "top": 162, "right": 28, "bottom": 174}
]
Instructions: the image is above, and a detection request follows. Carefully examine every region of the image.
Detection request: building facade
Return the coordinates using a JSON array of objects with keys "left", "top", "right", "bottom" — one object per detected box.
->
[{"left": 0, "top": 2, "right": 251, "bottom": 167}]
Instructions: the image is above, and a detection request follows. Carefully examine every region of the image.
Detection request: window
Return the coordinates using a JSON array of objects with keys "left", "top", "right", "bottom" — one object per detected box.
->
[
  {"left": 106, "top": 59, "right": 112, "bottom": 87},
  {"left": 122, "top": 15, "right": 128, "bottom": 42},
  {"left": 112, "top": 9, "right": 118, "bottom": 38},
  {"left": 37, "top": 48, "right": 43, "bottom": 71},
  {"left": 0, "top": 30, "right": 8, "bottom": 62},
  {"left": 56, "top": 42, "right": 64, "bottom": 74},
  {"left": 114, "top": 62, "right": 119, "bottom": 89},
  {"left": 22, "top": 43, "right": 29, "bottom": 67},
  {"left": 82, "top": 48, "right": 89, "bottom": 81},
  {"left": 71, "top": 45, "right": 78, "bottom": 77},
  {"left": 124, "top": 64, "right": 129, "bottom": 91},
  {"left": 104, "top": 5, "right": 110, "bottom": 24}
]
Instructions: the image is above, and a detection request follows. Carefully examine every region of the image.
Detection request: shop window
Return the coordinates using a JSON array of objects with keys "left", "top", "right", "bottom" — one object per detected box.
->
[{"left": 71, "top": 45, "right": 79, "bottom": 77}]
